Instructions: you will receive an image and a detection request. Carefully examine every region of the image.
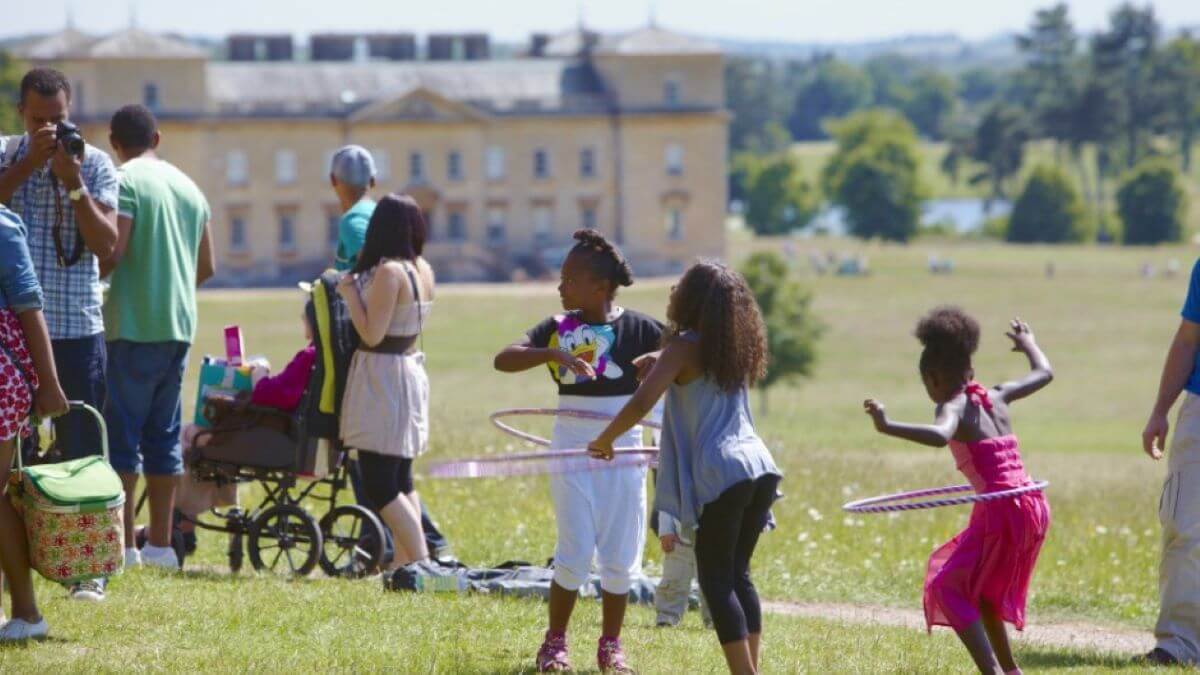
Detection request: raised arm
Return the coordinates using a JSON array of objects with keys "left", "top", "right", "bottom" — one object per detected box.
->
[
  {"left": 589, "top": 340, "right": 689, "bottom": 459},
  {"left": 995, "top": 318, "right": 1054, "bottom": 404},
  {"left": 863, "top": 398, "right": 963, "bottom": 448}
]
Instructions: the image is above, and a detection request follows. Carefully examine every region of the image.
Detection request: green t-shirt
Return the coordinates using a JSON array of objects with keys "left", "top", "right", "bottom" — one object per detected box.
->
[
  {"left": 334, "top": 197, "right": 376, "bottom": 272},
  {"left": 104, "top": 157, "right": 210, "bottom": 343}
]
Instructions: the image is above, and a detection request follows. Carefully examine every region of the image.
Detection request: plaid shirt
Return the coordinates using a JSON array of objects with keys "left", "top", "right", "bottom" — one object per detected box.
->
[{"left": 0, "top": 134, "right": 119, "bottom": 339}]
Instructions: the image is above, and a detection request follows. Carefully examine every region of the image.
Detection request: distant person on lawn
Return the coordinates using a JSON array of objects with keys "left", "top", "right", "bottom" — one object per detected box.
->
[{"left": 101, "top": 104, "right": 215, "bottom": 572}]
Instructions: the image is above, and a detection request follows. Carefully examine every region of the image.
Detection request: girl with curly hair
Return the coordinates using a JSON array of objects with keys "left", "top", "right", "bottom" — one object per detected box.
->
[
  {"left": 862, "top": 307, "right": 1054, "bottom": 675},
  {"left": 589, "top": 260, "right": 781, "bottom": 675},
  {"left": 494, "top": 229, "right": 664, "bottom": 673}
]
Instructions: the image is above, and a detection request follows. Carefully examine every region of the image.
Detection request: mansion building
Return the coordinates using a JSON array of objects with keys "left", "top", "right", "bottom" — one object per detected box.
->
[{"left": 12, "top": 25, "right": 728, "bottom": 283}]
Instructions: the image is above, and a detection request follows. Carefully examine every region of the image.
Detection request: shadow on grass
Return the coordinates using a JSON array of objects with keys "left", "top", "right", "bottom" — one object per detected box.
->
[
  {"left": 1018, "top": 647, "right": 1147, "bottom": 670},
  {"left": 0, "top": 636, "right": 69, "bottom": 650}
]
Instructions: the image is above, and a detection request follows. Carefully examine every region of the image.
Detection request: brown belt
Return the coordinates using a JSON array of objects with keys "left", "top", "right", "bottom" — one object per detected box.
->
[{"left": 359, "top": 335, "right": 418, "bottom": 354}]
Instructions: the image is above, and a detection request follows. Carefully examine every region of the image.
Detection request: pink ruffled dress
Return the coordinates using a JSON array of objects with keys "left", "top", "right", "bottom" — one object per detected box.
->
[{"left": 923, "top": 383, "right": 1051, "bottom": 633}]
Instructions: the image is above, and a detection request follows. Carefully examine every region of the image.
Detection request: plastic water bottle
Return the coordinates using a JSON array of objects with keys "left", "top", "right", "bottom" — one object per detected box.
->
[{"left": 414, "top": 571, "right": 468, "bottom": 594}]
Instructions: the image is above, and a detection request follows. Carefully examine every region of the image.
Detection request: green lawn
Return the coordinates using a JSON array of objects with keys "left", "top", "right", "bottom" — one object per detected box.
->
[{"left": 2, "top": 240, "right": 1195, "bottom": 672}]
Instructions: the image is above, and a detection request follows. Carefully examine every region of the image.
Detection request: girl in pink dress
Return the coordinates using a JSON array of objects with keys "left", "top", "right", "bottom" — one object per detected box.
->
[{"left": 863, "top": 307, "right": 1053, "bottom": 675}]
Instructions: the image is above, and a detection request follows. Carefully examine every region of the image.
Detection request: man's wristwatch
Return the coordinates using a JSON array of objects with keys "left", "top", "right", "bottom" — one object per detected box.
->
[{"left": 67, "top": 184, "right": 88, "bottom": 202}]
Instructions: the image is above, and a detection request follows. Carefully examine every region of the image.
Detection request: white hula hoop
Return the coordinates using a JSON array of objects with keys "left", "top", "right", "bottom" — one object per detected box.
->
[
  {"left": 842, "top": 480, "right": 1049, "bottom": 514},
  {"left": 489, "top": 407, "right": 662, "bottom": 448}
]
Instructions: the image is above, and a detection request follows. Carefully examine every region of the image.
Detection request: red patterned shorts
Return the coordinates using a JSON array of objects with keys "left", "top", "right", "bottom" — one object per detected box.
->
[{"left": 0, "top": 308, "right": 37, "bottom": 442}]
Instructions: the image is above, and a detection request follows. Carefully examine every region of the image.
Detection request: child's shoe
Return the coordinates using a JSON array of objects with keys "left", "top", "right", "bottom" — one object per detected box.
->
[
  {"left": 0, "top": 618, "right": 48, "bottom": 642},
  {"left": 535, "top": 630, "right": 570, "bottom": 672},
  {"left": 597, "top": 635, "right": 633, "bottom": 673}
]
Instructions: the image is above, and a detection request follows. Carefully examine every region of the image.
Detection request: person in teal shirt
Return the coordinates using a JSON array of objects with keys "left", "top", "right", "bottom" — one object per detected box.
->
[
  {"left": 329, "top": 145, "right": 377, "bottom": 271},
  {"left": 101, "top": 104, "right": 214, "bottom": 573}
]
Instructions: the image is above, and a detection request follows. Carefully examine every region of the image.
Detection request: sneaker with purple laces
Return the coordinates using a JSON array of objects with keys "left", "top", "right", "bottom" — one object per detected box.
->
[
  {"left": 536, "top": 630, "right": 570, "bottom": 672},
  {"left": 598, "top": 635, "right": 633, "bottom": 673}
]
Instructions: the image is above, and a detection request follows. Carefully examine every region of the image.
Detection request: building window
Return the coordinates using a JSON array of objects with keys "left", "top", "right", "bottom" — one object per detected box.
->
[
  {"left": 230, "top": 215, "right": 247, "bottom": 252},
  {"left": 448, "top": 151, "right": 464, "bottom": 181},
  {"left": 664, "top": 77, "right": 681, "bottom": 106},
  {"left": 533, "top": 148, "right": 551, "bottom": 179},
  {"left": 227, "top": 150, "right": 248, "bottom": 186},
  {"left": 580, "top": 148, "right": 596, "bottom": 179},
  {"left": 532, "top": 204, "right": 553, "bottom": 244},
  {"left": 665, "top": 207, "right": 684, "bottom": 241},
  {"left": 275, "top": 150, "right": 297, "bottom": 185},
  {"left": 486, "top": 206, "right": 506, "bottom": 244},
  {"left": 447, "top": 210, "right": 467, "bottom": 241},
  {"left": 144, "top": 82, "right": 159, "bottom": 111},
  {"left": 486, "top": 146, "right": 506, "bottom": 181},
  {"left": 279, "top": 211, "right": 296, "bottom": 252},
  {"left": 581, "top": 205, "right": 597, "bottom": 230},
  {"left": 373, "top": 148, "right": 390, "bottom": 184},
  {"left": 665, "top": 144, "right": 684, "bottom": 177},
  {"left": 409, "top": 152, "right": 424, "bottom": 183}
]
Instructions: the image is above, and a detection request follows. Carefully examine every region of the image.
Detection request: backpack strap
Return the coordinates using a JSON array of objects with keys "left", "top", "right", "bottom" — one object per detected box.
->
[{"left": 403, "top": 261, "right": 425, "bottom": 353}]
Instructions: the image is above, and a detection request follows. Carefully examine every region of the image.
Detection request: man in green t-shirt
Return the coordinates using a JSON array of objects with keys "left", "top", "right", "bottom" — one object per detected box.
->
[
  {"left": 329, "top": 145, "right": 376, "bottom": 271},
  {"left": 101, "top": 104, "right": 214, "bottom": 571}
]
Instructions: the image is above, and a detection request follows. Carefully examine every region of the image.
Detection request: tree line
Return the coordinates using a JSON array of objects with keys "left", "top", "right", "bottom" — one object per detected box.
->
[{"left": 731, "top": 2, "right": 1197, "bottom": 245}]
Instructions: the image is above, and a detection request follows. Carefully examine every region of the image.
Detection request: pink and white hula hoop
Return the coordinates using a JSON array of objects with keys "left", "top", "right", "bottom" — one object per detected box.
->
[
  {"left": 842, "top": 480, "right": 1049, "bottom": 514},
  {"left": 423, "top": 408, "right": 661, "bottom": 479},
  {"left": 488, "top": 407, "right": 661, "bottom": 447}
]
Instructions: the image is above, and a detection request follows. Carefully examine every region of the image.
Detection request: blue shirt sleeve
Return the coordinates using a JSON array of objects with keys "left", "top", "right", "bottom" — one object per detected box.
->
[
  {"left": 1183, "top": 260, "right": 1200, "bottom": 324},
  {"left": 84, "top": 146, "right": 120, "bottom": 211},
  {"left": 0, "top": 208, "right": 44, "bottom": 313}
]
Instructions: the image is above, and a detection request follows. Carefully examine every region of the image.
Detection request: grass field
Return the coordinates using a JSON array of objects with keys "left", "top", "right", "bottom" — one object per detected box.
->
[{"left": 2, "top": 240, "right": 1198, "bottom": 672}]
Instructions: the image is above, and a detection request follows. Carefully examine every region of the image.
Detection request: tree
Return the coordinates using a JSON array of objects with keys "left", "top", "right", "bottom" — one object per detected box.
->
[
  {"left": 739, "top": 153, "right": 820, "bottom": 235},
  {"left": 822, "top": 110, "right": 926, "bottom": 242},
  {"left": 1016, "top": 3, "right": 1080, "bottom": 155},
  {"left": 1160, "top": 35, "right": 1200, "bottom": 172},
  {"left": 903, "top": 71, "right": 958, "bottom": 140},
  {"left": 1090, "top": 3, "right": 1167, "bottom": 169},
  {"left": 0, "top": 51, "right": 24, "bottom": 137},
  {"left": 969, "top": 102, "right": 1031, "bottom": 204},
  {"left": 1117, "top": 158, "right": 1187, "bottom": 245},
  {"left": 958, "top": 67, "right": 1007, "bottom": 106},
  {"left": 787, "top": 56, "right": 873, "bottom": 141},
  {"left": 725, "top": 57, "right": 791, "bottom": 152},
  {"left": 863, "top": 53, "right": 920, "bottom": 110},
  {"left": 740, "top": 252, "right": 822, "bottom": 416},
  {"left": 1006, "top": 164, "right": 1088, "bottom": 243}
]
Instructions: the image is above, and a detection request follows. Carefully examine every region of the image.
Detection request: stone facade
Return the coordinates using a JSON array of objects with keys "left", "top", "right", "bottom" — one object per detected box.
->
[{"left": 13, "top": 26, "right": 728, "bottom": 283}]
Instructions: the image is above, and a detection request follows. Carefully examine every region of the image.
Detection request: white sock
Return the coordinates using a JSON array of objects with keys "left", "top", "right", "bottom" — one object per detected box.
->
[{"left": 143, "top": 544, "right": 173, "bottom": 556}]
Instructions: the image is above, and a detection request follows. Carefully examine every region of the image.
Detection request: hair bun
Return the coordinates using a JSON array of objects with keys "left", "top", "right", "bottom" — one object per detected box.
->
[{"left": 915, "top": 306, "right": 980, "bottom": 357}]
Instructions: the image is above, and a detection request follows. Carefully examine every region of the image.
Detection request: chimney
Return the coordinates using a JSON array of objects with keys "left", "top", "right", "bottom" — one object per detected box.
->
[
  {"left": 529, "top": 33, "right": 550, "bottom": 57},
  {"left": 311, "top": 34, "right": 356, "bottom": 61},
  {"left": 427, "top": 34, "right": 455, "bottom": 61},
  {"left": 367, "top": 33, "right": 417, "bottom": 61},
  {"left": 463, "top": 33, "right": 490, "bottom": 60}
]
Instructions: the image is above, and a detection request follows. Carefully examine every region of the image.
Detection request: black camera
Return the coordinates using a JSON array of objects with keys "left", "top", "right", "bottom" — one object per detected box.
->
[{"left": 55, "top": 121, "right": 85, "bottom": 158}]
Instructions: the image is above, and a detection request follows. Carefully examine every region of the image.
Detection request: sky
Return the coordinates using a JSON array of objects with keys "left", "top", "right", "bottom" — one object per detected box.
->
[{"left": 4, "top": 0, "right": 1200, "bottom": 45}]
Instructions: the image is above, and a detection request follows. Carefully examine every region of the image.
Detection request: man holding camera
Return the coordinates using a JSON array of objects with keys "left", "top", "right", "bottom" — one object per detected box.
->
[{"left": 0, "top": 68, "right": 118, "bottom": 602}]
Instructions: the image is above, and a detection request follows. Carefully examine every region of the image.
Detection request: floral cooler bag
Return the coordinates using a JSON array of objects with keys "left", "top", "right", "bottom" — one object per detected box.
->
[{"left": 9, "top": 404, "right": 125, "bottom": 583}]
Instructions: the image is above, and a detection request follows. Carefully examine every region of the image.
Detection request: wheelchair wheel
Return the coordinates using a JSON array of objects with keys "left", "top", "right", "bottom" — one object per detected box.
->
[
  {"left": 318, "top": 505, "right": 386, "bottom": 578},
  {"left": 247, "top": 504, "right": 322, "bottom": 576}
]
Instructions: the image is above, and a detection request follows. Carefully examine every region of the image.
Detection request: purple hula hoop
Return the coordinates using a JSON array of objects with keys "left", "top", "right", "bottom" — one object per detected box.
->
[{"left": 842, "top": 480, "right": 1049, "bottom": 514}]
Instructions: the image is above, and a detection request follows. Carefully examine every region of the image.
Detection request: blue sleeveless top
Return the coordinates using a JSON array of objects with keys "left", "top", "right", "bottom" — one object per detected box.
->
[{"left": 655, "top": 332, "right": 781, "bottom": 532}]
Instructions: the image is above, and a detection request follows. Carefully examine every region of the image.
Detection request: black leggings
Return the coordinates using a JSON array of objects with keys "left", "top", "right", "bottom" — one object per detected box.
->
[
  {"left": 694, "top": 474, "right": 781, "bottom": 644},
  {"left": 356, "top": 451, "right": 415, "bottom": 511}
]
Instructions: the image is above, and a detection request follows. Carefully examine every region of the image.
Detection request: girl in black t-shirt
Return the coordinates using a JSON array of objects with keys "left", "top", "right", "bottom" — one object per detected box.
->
[{"left": 494, "top": 230, "right": 662, "bottom": 673}]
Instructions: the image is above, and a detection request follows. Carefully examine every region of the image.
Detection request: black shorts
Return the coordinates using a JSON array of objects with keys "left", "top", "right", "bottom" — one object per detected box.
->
[{"left": 356, "top": 451, "right": 415, "bottom": 510}]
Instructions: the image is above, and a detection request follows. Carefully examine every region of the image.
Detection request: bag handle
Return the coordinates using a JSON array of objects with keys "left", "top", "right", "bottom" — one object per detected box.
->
[{"left": 14, "top": 402, "right": 109, "bottom": 473}]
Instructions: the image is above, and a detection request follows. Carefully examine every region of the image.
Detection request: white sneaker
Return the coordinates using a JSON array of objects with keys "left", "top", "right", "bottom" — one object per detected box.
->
[
  {"left": 68, "top": 578, "right": 106, "bottom": 602},
  {"left": 141, "top": 544, "right": 179, "bottom": 570},
  {"left": 125, "top": 547, "right": 142, "bottom": 568},
  {"left": 0, "top": 618, "right": 48, "bottom": 642}
]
